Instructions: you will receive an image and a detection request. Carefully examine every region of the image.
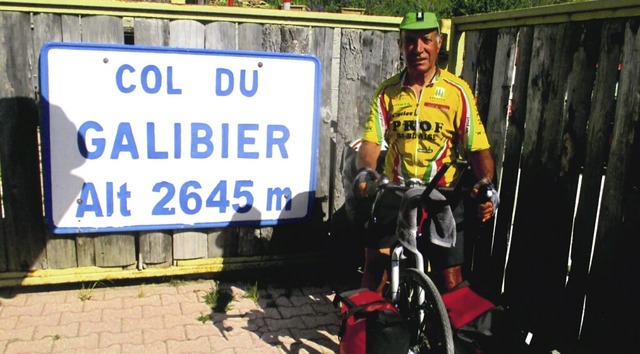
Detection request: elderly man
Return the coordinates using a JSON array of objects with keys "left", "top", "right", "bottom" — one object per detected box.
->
[{"left": 354, "top": 11, "right": 500, "bottom": 293}]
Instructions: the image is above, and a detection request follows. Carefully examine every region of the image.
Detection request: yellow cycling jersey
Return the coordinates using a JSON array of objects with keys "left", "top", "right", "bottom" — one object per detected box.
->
[{"left": 362, "top": 68, "right": 490, "bottom": 186}]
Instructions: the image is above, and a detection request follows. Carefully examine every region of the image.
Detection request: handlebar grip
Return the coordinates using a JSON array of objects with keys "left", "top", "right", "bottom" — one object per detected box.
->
[{"left": 476, "top": 183, "right": 494, "bottom": 204}]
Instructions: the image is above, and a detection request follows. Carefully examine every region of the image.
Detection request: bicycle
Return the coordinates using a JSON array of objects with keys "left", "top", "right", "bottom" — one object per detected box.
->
[{"left": 367, "top": 161, "right": 469, "bottom": 354}]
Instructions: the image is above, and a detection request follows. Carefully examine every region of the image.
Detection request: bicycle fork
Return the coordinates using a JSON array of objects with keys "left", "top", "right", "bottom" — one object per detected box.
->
[{"left": 390, "top": 244, "right": 426, "bottom": 307}]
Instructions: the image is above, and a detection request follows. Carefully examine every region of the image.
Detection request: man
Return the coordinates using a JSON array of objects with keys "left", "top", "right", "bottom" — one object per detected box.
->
[{"left": 354, "top": 11, "right": 499, "bottom": 293}]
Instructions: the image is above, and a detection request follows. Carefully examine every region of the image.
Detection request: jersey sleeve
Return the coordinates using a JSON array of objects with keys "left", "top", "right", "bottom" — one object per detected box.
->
[
  {"left": 362, "top": 85, "right": 389, "bottom": 145},
  {"left": 455, "top": 79, "right": 490, "bottom": 152}
]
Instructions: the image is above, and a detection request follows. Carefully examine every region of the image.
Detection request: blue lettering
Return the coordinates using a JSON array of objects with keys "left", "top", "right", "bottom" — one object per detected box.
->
[
  {"left": 78, "top": 121, "right": 105, "bottom": 159},
  {"left": 240, "top": 70, "right": 258, "bottom": 97},
  {"left": 106, "top": 182, "right": 114, "bottom": 216},
  {"left": 216, "top": 68, "right": 234, "bottom": 96},
  {"left": 111, "top": 123, "right": 139, "bottom": 159},
  {"left": 116, "top": 64, "right": 136, "bottom": 93},
  {"left": 141, "top": 65, "right": 161, "bottom": 94},
  {"left": 76, "top": 182, "right": 103, "bottom": 217},
  {"left": 221, "top": 123, "right": 229, "bottom": 158},
  {"left": 166, "top": 66, "right": 182, "bottom": 94},
  {"left": 191, "top": 123, "right": 213, "bottom": 158},
  {"left": 174, "top": 123, "right": 182, "bottom": 159},
  {"left": 147, "top": 122, "right": 168, "bottom": 159},
  {"left": 118, "top": 183, "right": 131, "bottom": 216},
  {"left": 267, "top": 125, "right": 289, "bottom": 158},
  {"left": 238, "top": 124, "right": 259, "bottom": 159}
]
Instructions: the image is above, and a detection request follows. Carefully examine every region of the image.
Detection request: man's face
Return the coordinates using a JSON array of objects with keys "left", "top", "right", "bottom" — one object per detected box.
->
[{"left": 400, "top": 29, "right": 441, "bottom": 74}]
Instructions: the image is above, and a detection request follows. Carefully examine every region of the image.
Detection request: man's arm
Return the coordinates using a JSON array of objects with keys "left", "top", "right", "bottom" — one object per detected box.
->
[
  {"left": 469, "top": 149, "right": 498, "bottom": 222},
  {"left": 353, "top": 140, "right": 382, "bottom": 197},
  {"left": 468, "top": 148, "right": 494, "bottom": 182},
  {"left": 356, "top": 140, "right": 382, "bottom": 170}
]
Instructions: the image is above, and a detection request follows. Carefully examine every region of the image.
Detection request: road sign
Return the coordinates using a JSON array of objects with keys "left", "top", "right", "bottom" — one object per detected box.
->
[{"left": 40, "top": 42, "right": 321, "bottom": 234}]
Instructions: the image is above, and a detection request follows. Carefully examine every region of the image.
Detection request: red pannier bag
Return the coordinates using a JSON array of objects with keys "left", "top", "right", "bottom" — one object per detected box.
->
[{"left": 334, "top": 288, "right": 410, "bottom": 354}]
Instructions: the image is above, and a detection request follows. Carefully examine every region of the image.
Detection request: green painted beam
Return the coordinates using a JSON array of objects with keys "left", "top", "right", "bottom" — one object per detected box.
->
[
  {"left": 452, "top": 0, "right": 640, "bottom": 31},
  {"left": 0, "top": 0, "right": 402, "bottom": 31}
]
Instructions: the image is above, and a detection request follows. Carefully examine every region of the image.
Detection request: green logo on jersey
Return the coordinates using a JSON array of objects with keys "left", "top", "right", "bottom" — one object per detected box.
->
[{"left": 435, "top": 87, "right": 445, "bottom": 98}]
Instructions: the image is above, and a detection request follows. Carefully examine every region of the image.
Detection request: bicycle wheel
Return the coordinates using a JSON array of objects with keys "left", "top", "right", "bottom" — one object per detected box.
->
[{"left": 393, "top": 268, "right": 454, "bottom": 354}]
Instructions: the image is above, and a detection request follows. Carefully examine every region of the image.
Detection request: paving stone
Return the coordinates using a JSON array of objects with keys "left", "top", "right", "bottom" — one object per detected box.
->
[
  {"left": 141, "top": 302, "right": 181, "bottom": 318},
  {"left": 0, "top": 303, "right": 44, "bottom": 318},
  {"left": 122, "top": 315, "right": 164, "bottom": 332},
  {"left": 4, "top": 337, "right": 53, "bottom": 353},
  {"left": 59, "top": 309, "right": 103, "bottom": 325},
  {"left": 34, "top": 321, "right": 79, "bottom": 340},
  {"left": 121, "top": 341, "right": 167, "bottom": 354},
  {"left": 123, "top": 294, "right": 162, "bottom": 308},
  {"left": 103, "top": 306, "right": 142, "bottom": 320},
  {"left": 50, "top": 333, "right": 99, "bottom": 352},
  {"left": 82, "top": 298, "right": 123, "bottom": 312},
  {"left": 0, "top": 278, "right": 344, "bottom": 353},
  {"left": 0, "top": 316, "right": 17, "bottom": 330},
  {"left": 278, "top": 303, "right": 314, "bottom": 319},
  {"left": 0, "top": 326, "right": 35, "bottom": 341},
  {"left": 99, "top": 329, "right": 143, "bottom": 348},
  {"left": 41, "top": 302, "right": 84, "bottom": 316},
  {"left": 78, "top": 318, "right": 122, "bottom": 336},
  {"left": 142, "top": 326, "right": 186, "bottom": 344}
]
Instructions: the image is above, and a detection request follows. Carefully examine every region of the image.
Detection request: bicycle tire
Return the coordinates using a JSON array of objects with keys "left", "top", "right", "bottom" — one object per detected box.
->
[{"left": 393, "top": 268, "right": 455, "bottom": 354}]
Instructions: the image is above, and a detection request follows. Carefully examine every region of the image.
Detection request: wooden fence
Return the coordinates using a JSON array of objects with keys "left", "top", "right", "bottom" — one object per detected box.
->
[{"left": 1, "top": 0, "right": 639, "bottom": 352}]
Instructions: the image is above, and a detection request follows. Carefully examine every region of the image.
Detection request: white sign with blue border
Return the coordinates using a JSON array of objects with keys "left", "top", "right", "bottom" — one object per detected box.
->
[{"left": 40, "top": 42, "right": 321, "bottom": 234}]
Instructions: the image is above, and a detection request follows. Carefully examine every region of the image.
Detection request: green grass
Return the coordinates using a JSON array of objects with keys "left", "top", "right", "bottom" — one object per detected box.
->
[
  {"left": 202, "top": 282, "right": 234, "bottom": 313},
  {"left": 244, "top": 282, "right": 260, "bottom": 303},
  {"left": 77, "top": 281, "right": 100, "bottom": 301},
  {"left": 197, "top": 312, "right": 212, "bottom": 323}
]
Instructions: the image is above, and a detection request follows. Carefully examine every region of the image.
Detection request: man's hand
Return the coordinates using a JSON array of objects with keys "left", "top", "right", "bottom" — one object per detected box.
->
[
  {"left": 353, "top": 167, "right": 380, "bottom": 198},
  {"left": 471, "top": 177, "right": 500, "bottom": 222}
]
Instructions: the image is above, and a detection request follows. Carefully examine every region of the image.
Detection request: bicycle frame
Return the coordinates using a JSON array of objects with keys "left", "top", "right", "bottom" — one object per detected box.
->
[
  {"left": 390, "top": 242, "right": 425, "bottom": 303},
  {"left": 386, "top": 161, "right": 451, "bottom": 299}
]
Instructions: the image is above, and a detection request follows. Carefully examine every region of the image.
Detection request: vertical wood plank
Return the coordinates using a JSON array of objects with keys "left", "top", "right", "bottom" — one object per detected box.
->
[
  {"left": 33, "top": 13, "right": 78, "bottom": 269},
  {"left": 261, "top": 24, "right": 281, "bottom": 52},
  {"left": 205, "top": 22, "right": 236, "bottom": 49},
  {"left": 133, "top": 17, "right": 173, "bottom": 267},
  {"left": 207, "top": 228, "right": 238, "bottom": 258},
  {"left": 471, "top": 27, "right": 518, "bottom": 298},
  {"left": 0, "top": 12, "right": 6, "bottom": 271},
  {"left": 80, "top": 15, "right": 135, "bottom": 267},
  {"left": 552, "top": 21, "right": 600, "bottom": 351},
  {"left": 488, "top": 26, "right": 533, "bottom": 299},
  {"left": 460, "top": 30, "right": 481, "bottom": 92},
  {"left": 333, "top": 29, "right": 362, "bottom": 214},
  {"left": 238, "top": 23, "right": 262, "bottom": 51},
  {"left": 311, "top": 26, "right": 334, "bottom": 223},
  {"left": 487, "top": 26, "right": 535, "bottom": 303},
  {"left": 459, "top": 28, "right": 497, "bottom": 298},
  {"left": 168, "top": 19, "right": 208, "bottom": 260},
  {"left": 62, "top": 15, "right": 81, "bottom": 42},
  {"left": 565, "top": 19, "right": 623, "bottom": 348},
  {"left": 359, "top": 30, "right": 384, "bottom": 132},
  {"left": 474, "top": 29, "right": 498, "bottom": 123},
  {"left": 556, "top": 19, "right": 609, "bottom": 348},
  {"left": 0, "top": 11, "right": 46, "bottom": 271},
  {"left": 134, "top": 17, "right": 169, "bottom": 46},
  {"left": 582, "top": 18, "right": 640, "bottom": 353},
  {"left": 280, "top": 26, "right": 309, "bottom": 53},
  {"left": 381, "top": 31, "right": 401, "bottom": 81},
  {"left": 504, "top": 23, "right": 584, "bottom": 350}
]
